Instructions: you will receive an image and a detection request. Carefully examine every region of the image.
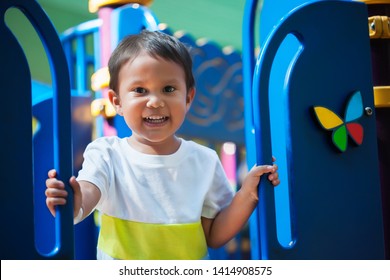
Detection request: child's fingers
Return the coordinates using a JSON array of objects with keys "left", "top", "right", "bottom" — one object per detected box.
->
[
  {"left": 47, "top": 169, "right": 57, "bottom": 179},
  {"left": 45, "top": 183, "right": 69, "bottom": 217},
  {"left": 268, "top": 172, "right": 279, "bottom": 181},
  {"left": 46, "top": 197, "right": 67, "bottom": 206},
  {"left": 250, "top": 164, "right": 275, "bottom": 176},
  {"left": 69, "top": 176, "right": 80, "bottom": 192},
  {"left": 271, "top": 178, "right": 280, "bottom": 186},
  {"left": 45, "top": 186, "right": 68, "bottom": 198},
  {"left": 46, "top": 197, "right": 67, "bottom": 217},
  {"left": 252, "top": 164, "right": 279, "bottom": 183},
  {"left": 46, "top": 177, "right": 65, "bottom": 190},
  {"left": 249, "top": 162, "right": 280, "bottom": 186},
  {"left": 268, "top": 171, "right": 280, "bottom": 186},
  {"left": 45, "top": 170, "right": 75, "bottom": 218}
]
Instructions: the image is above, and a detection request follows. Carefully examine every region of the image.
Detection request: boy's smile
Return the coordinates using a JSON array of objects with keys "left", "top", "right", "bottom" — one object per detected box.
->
[{"left": 143, "top": 115, "right": 169, "bottom": 126}]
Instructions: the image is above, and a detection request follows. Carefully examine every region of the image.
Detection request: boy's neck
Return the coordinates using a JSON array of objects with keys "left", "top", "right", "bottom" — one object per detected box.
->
[{"left": 127, "top": 136, "right": 182, "bottom": 155}]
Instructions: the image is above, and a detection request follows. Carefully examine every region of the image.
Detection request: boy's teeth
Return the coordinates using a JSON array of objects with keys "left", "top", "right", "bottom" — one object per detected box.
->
[{"left": 145, "top": 116, "right": 167, "bottom": 123}]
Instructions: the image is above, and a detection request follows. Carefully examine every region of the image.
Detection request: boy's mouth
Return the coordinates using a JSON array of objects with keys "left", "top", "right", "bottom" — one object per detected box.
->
[{"left": 143, "top": 116, "right": 169, "bottom": 124}]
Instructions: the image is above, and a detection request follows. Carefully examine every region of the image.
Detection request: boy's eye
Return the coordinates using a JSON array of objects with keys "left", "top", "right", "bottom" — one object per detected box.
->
[
  {"left": 133, "top": 87, "right": 147, "bottom": 94},
  {"left": 163, "top": 86, "right": 175, "bottom": 93}
]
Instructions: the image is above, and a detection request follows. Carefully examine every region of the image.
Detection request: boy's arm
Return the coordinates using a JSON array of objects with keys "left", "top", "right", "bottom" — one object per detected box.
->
[
  {"left": 201, "top": 164, "right": 279, "bottom": 248},
  {"left": 72, "top": 179, "right": 101, "bottom": 223}
]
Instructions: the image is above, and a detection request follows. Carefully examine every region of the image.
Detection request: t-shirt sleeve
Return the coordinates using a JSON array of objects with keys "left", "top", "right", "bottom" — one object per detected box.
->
[
  {"left": 201, "top": 154, "right": 235, "bottom": 219},
  {"left": 76, "top": 139, "right": 112, "bottom": 207}
]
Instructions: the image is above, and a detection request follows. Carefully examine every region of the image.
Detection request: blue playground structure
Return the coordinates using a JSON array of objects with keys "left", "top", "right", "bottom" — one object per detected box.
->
[{"left": 0, "top": 0, "right": 388, "bottom": 259}]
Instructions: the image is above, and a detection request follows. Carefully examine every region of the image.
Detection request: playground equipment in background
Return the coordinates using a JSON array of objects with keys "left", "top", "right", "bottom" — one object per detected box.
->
[{"left": 0, "top": 0, "right": 388, "bottom": 260}]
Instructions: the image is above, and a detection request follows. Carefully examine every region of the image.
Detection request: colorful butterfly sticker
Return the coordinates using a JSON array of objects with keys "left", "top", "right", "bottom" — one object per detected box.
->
[{"left": 313, "top": 91, "right": 364, "bottom": 152}]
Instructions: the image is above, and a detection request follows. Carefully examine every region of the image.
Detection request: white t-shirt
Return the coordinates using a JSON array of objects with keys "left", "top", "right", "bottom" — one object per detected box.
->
[{"left": 77, "top": 136, "right": 235, "bottom": 259}]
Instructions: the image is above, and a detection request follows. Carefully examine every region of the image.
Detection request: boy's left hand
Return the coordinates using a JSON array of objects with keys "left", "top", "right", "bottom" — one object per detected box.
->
[{"left": 246, "top": 156, "right": 280, "bottom": 188}]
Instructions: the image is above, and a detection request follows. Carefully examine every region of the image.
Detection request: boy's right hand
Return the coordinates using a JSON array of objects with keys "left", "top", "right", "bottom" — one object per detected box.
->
[{"left": 45, "top": 169, "right": 82, "bottom": 218}]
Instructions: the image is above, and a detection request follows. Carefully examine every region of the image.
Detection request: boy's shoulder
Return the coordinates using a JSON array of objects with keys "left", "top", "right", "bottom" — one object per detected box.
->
[
  {"left": 182, "top": 139, "right": 218, "bottom": 158},
  {"left": 87, "top": 136, "right": 124, "bottom": 150},
  {"left": 91, "top": 136, "right": 120, "bottom": 144}
]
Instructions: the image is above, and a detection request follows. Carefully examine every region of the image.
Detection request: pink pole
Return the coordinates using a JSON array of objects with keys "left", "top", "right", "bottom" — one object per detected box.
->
[
  {"left": 98, "top": 7, "right": 117, "bottom": 136},
  {"left": 221, "top": 142, "right": 237, "bottom": 190}
]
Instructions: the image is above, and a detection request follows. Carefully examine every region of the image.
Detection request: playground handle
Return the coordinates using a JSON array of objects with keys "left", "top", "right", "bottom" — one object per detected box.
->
[
  {"left": 2, "top": 0, "right": 75, "bottom": 259},
  {"left": 250, "top": 1, "right": 310, "bottom": 259}
]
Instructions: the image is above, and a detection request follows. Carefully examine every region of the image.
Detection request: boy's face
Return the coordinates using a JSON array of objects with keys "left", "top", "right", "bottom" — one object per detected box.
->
[{"left": 109, "top": 51, "right": 195, "bottom": 153}]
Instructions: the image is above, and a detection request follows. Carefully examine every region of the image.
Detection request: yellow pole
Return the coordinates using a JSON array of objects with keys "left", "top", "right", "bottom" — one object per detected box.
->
[{"left": 360, "top": 0, "right": 390, "bottom": 4}]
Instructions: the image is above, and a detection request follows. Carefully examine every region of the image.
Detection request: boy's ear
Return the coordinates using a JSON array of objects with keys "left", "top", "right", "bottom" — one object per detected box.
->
[
  {"left": 186, "top": 87, "right": 196, "bottom": 112},
  {"left": 108, "top": 89, "right": 123, "bottom": 115}
]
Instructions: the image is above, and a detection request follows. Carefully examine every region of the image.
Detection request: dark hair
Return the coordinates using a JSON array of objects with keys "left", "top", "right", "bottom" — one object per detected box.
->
[{"left": 108, "top": 30, "right": 195, "bottom": 93}]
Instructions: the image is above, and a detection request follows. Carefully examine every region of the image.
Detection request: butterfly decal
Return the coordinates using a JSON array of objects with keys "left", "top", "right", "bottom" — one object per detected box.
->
[{"left": 313, "top": 91, "right": 364, "bottom": 152}]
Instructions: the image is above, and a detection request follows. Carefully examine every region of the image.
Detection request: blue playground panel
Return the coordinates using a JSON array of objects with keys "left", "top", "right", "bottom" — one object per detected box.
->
[
  {"left": 0, "top": 0, "right": 74, "bottom": 259},
  {"left": 245, "top": 0, "right": 385, "bottom": 259}
]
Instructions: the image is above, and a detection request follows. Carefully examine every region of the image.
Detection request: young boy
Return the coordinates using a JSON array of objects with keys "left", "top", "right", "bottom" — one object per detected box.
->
[{"left": 45, "top": 30, "right": 279, "bottom": 260}]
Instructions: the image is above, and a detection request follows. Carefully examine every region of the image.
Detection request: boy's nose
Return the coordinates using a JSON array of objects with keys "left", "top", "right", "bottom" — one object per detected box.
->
[{"left": 146, "top": 94, "right": 165, "bottom": 108}]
